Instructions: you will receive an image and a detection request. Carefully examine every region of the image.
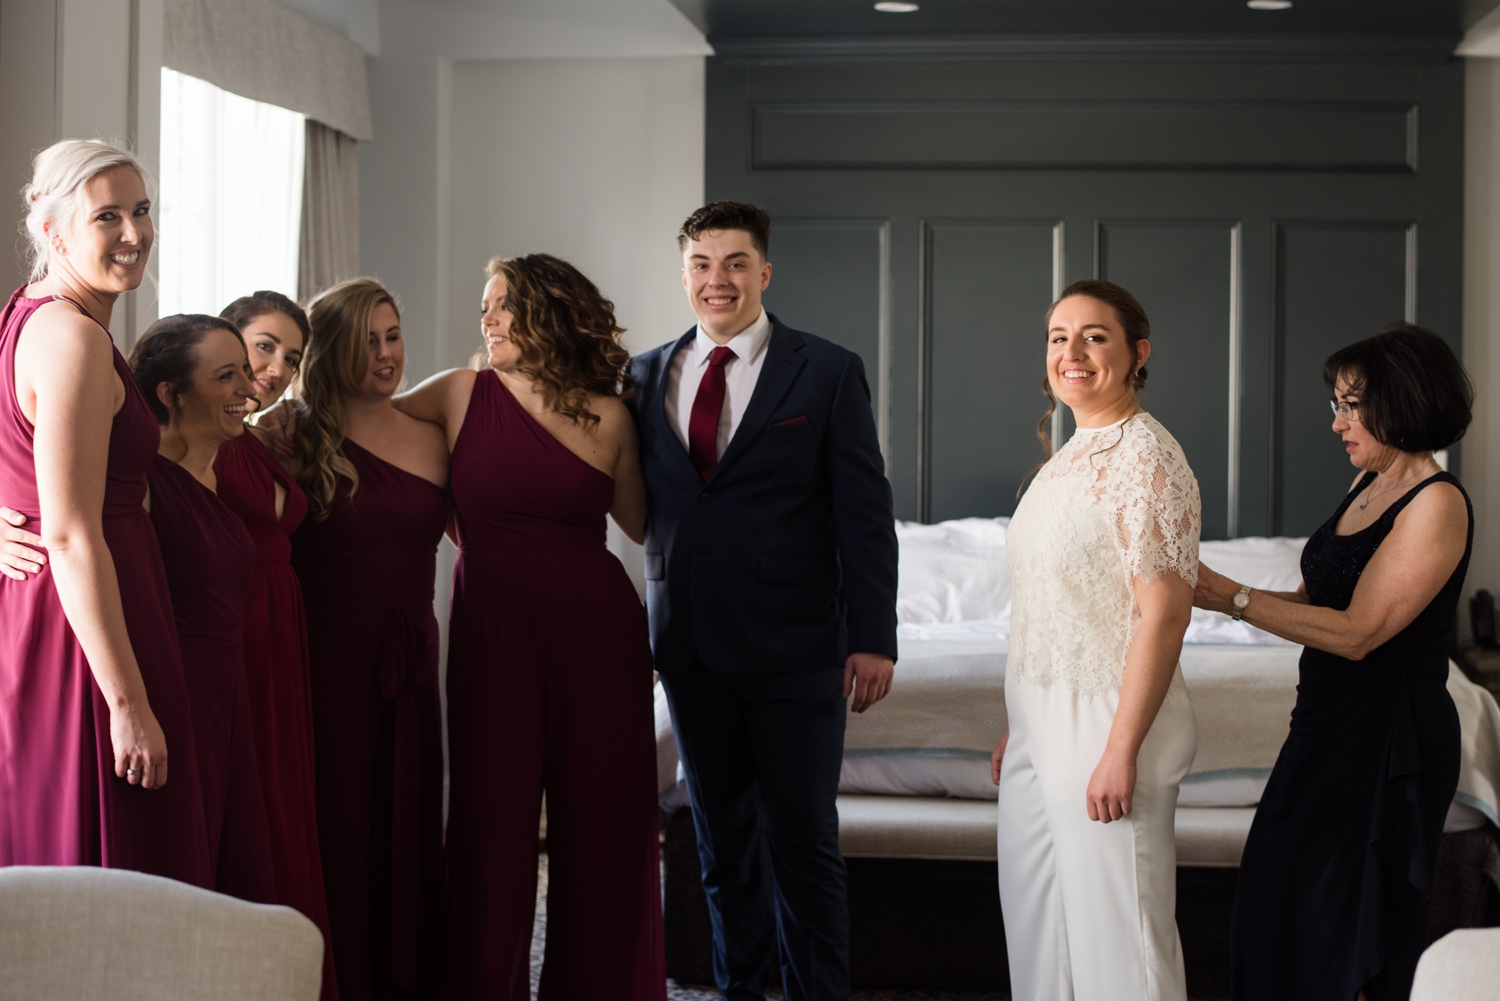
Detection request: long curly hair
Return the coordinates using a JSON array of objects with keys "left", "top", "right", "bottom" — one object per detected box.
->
[
  {"left": 480, "top": 254, "right": 633, "bottom": 426},
  {"left": 291, "top": 277, "right": 398, "bottom": 519}
]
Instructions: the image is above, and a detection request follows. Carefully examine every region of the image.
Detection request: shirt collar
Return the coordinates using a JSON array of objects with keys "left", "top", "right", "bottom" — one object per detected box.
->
[{"left": 690, "top": 309, "right": 772, "bottom": 369}]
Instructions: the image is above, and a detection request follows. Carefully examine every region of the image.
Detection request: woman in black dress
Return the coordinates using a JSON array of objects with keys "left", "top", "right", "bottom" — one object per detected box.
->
[{"left": 1194, "top": 322, "right": 1473, "bottom": 1001}]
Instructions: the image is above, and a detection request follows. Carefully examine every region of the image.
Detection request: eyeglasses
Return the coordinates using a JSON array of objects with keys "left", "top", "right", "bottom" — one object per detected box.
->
[{"left": 1329, "top": 399, "right": 1362, "bottom": 422}]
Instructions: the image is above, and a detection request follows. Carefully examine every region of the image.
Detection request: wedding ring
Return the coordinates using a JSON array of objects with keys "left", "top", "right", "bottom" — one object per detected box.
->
[{"left": 126, "top": 768, "right": 138, "bottom": 777}]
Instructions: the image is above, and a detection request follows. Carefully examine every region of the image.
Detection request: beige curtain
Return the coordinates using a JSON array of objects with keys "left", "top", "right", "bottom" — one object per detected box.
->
[{"left": 299, "top": 121, "right": 361, "bottom": 302}]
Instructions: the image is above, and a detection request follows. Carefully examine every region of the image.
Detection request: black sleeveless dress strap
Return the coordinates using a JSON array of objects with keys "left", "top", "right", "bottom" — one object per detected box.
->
[{"left": 1231, "top": 469, "right": 1472, "bottom": 1001}]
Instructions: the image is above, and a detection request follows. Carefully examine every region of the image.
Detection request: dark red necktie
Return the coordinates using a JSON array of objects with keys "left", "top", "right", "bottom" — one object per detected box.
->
[{"left": 688, "top": 346, "right": 734, "bottom": 481}]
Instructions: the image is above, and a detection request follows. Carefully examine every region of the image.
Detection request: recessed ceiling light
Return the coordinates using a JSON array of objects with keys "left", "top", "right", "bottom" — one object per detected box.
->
[
  {"left": 874, "top": 2, "right": 920, "bottom": 11},
  {"left": 1246, "top": 0, "right": 1292, "bottom": 8}
]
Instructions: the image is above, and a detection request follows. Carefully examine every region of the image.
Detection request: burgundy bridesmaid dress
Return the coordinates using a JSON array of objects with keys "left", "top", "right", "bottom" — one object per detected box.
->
[
  {"left": 292, "top": 437, "right": 445, "bottom": 1001},
  {"left": 0, "top": 288, "right": 211, "bottom": 886},
  {"left": 147, "top": 453, "right": 276, "bottom": 902},
  {"left": 216, "top": 430, "right": 340, "bottom": 1000},
  {"left": 443, "top": 370, "right": 664, "bottom": 1000}
]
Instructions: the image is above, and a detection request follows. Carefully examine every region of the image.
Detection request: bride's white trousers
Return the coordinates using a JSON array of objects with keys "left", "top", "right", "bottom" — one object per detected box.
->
[{"left": 996, "top": 671, "right": 1198, "bottom": 1001}]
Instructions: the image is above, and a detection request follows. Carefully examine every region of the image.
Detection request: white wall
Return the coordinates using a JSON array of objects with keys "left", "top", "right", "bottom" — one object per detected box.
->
[
  {"left": 1464, "top": 56, "right": 1500, "bottom": 640},
  {"left": 275, "top": 0, "right": 379, "bottom": 55},
  {"left": 446, "top": 58, "right": 703, "bottom": 364},
  {"left": 0, "top": 0, "right": 162, "bottom": 345}
]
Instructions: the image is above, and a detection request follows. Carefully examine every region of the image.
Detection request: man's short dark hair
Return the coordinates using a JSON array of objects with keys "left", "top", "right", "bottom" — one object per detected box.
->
[
  {"left": 1323, "top": 322, "right": 1473, "bottom": 453},
  {"left": 678, "top": 201, "right": 771, "bottom": 260}
]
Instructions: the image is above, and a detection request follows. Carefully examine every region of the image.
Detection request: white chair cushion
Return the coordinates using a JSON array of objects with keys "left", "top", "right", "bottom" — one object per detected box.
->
[
  {"left": 1411, "top": 928, "right": 1500, "bottom": 1000},
  {"left": 0, "top": 866, "right": 323, "bottom": 1001}
]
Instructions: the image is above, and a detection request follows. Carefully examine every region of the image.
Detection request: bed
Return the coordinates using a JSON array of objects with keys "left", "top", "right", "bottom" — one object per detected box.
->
[{"left": 655, "top": 518, "right": 1500, "bottom": 992}]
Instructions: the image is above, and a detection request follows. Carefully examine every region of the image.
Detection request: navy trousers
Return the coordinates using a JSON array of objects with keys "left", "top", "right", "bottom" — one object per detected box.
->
[{"left": 662, "top": 660, "right": 850, "bottom": 1001}]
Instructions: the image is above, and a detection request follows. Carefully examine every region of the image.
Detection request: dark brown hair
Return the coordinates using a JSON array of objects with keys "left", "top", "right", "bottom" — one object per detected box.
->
[
  {"left": 1323, "top": 322, "right": 1473, "bottom": 453},
  {"left": 1034, "top": 279, "right": 1152, "bottom": 458},
  {"left": 220, "top": 290, "right": 311, "bottom": 358},
  {"left": 482, "top": 254, "right": 633, "bottom": 427},
  {"left": 677, "top": 201, "right": 771, "bottom": 260},
  {"left": 128, "top": 314, "right": 246, "bottom": 425}
]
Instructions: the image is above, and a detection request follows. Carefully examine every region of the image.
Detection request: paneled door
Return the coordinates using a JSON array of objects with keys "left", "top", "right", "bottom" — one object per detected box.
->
[{"left": 712, "top": 45, "right": 1462, "bottom": 536}]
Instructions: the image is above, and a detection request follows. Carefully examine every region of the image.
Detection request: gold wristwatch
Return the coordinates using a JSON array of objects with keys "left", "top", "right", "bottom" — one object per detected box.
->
[{"left": 1231, "top": 584, "right": 1253, "bottom": 622}]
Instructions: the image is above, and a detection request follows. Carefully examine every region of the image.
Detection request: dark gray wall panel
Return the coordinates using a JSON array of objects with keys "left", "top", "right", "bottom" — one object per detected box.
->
[
  {"left": 760, "top": 219, "right": 890, "bottom": 457},
  {"left": 1096, "top": 220, "right": 1236, "bottom": 539},
  {"left": 925, "top": 221, "right": 1059, "bottom": 523},
  {"left": 1274, "top": 221, "right": 1411, "bottom": 536},
  {"left": 753, "top": 102, "right": 1416, "bottom": 173}
]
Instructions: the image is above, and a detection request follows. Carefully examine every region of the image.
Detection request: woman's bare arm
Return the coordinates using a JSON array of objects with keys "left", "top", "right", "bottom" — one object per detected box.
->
[
  {"left": 1195, "top": 483, "right": 1467, "bottom": 660},
  {"left": 1088, "top": 570, "right": 1194, "bottom": 822},
  {"left": 393, "top": 368, "right": 476, "bottom": 449},
  {"left": 606, "top": 402, "right": 647, "bottom": 545},
  {"left": 19, "top": 309, "right": 169, "bottom": 788}
]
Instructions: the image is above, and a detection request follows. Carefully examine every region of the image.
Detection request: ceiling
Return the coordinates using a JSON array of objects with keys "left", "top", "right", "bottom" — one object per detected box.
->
[{"left": 667, "top": 0, "right": 1470, "bottom": 42}]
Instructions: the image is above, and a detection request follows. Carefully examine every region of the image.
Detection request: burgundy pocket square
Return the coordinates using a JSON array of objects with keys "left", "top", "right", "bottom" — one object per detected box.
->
[{"left": 773, "top": 416, "right": 809, "bottom": 427}]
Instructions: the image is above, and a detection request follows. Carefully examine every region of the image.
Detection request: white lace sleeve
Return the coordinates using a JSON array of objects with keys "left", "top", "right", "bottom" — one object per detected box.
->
[{"left": 1110, "top": 422, "right": 1201, "bottom": 587}]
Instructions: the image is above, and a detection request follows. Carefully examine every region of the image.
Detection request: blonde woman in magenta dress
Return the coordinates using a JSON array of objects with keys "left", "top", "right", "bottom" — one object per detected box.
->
[{"left": 991, "top": 280, "right": 1201, "bottom": 1001}]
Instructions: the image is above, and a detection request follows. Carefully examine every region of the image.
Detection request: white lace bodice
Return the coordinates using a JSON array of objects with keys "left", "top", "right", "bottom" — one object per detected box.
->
[{"left": 1006, "top": 413, "right": 1201, "bottom": 696}]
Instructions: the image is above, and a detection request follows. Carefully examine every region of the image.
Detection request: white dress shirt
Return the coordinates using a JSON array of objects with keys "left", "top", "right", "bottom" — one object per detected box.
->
[{"left": 664, "top": 309, "right": 774, "bottom": 462}]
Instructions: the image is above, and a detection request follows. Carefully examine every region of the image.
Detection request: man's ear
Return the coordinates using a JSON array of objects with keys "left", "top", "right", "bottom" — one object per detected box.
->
[{"left": 760, "top": 261, "right": 772, "bottom": 292}]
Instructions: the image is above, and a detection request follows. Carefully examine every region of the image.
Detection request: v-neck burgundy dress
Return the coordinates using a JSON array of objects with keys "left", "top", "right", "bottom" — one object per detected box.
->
[
  {"left": 215, "top": 430, "right": 339, "bottom": 1001},
  {"left": 293, "top": 437, "right": 445, "bottom": 1001},
  {"left": 443, "top": 370, "right": 664, "bottom": 1000},
  {"left": 0, "top": 288, "right": 211, "bottom": 886},
  {"left": 147, "top": 453, "right": 275, "bottom": 902}
]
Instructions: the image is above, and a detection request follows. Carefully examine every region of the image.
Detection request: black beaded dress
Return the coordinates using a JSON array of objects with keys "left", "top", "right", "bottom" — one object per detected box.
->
[{"left": 1231, "top": 471, "right": 1471, "bottom": 1001}]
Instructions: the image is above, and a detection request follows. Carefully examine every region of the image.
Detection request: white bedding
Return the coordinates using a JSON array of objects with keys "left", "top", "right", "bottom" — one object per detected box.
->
[{"left": 654, "top": 522, "right": 1500, "bottom": 836}]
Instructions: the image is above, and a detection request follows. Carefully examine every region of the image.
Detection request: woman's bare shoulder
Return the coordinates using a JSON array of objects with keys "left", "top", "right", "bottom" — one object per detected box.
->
[{"left": 394, "top": 406, "right": 450, "bottom": 453}]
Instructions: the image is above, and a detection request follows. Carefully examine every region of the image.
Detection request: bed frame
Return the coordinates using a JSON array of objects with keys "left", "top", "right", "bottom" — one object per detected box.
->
[{"left": 661, "top": 798, "right": 1500, "bottom": 995}]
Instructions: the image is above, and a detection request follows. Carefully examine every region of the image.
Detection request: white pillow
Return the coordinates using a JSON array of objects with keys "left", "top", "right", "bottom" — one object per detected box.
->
[
  {"left": 1184, "top": 536, "right": 1308, "bottom": 645},
  {"left": 896, "top": 517, "right": 1010, "bottom": 624}
]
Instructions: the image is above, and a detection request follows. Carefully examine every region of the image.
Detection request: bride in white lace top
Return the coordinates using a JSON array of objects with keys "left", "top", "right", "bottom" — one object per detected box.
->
[
  {"left": 991, "top": 281, "right": 1201, "bottom": 1001},
  {"left": 1007, "top": 411, "right": 1200, "bottom": 696}
]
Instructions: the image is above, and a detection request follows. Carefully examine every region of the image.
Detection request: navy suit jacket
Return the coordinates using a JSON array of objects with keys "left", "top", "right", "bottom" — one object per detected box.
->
[{"left": 628, "top": 314, "right": 898, "bottom": 675}]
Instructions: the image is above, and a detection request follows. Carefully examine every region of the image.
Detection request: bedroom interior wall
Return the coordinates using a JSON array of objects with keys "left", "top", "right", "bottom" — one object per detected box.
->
[
  {"left": 1464, "top": 56, "right": 1500, "bottom": 645},
  {"left": 0, "top": 0, "right": 163, "bottom": 346}
]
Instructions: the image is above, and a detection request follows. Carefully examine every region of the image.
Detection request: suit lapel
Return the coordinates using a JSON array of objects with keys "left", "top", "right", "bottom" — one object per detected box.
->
[
  {"left": 709, "top": 317, "right": 806, "bottom": 484},
  {"left": 653, "top": 328, "right": 700, "bottom": 480}
]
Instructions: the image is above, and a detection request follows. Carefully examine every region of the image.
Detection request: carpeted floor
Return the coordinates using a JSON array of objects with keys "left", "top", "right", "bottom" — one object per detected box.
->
[{"left": 527, "top": 852, "right": 1222, "bottom": 1001}]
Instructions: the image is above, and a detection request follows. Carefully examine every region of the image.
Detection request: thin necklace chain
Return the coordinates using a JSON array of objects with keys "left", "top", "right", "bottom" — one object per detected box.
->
[{"left": 1358, "top": 463, "right": 1438, "bottom": 512}]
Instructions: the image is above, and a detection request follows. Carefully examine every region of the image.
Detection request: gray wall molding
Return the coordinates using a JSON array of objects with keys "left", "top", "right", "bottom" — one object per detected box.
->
[
  {"left": 751, "top": 100, "right": 1419, "bottom": 173},
  {"left": 713, "top": 33, "right": 1461, "bottom": 64}
]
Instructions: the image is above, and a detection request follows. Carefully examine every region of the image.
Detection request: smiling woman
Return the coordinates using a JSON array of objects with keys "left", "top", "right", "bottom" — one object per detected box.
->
[{"left": 0, "top": 139, "right": 213, "bottom": 886}]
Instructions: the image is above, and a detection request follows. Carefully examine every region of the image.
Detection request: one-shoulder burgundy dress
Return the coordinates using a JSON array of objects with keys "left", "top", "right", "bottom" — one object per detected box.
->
[
  {"left": 443, "top": 370, "right": 664, "bottom": 999},
  {"left": 1232, "top": 471, "right": 1472, "bottom": 1001},
  {"left": 0, "top": 288, "right": 211, "bottom": 885},
  {"left": 215, "top": 430, "right": 339, "bottom": 1000},
  {"left": 293, "top": 438, "right": 445, "bottom": 1001},
  {"left": 147, "top": 453, "right": 275, "bottom": 902}
]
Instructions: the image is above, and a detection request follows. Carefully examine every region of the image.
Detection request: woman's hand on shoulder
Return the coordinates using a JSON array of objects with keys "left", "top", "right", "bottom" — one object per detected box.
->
[{"left": 394, "top": 367, "right": 476, "bottom": 431}]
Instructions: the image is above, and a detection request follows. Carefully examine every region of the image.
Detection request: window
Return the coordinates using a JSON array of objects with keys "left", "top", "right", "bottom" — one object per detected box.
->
[{"left": 158, "top": 69, "right": 304, "bottom": 316}]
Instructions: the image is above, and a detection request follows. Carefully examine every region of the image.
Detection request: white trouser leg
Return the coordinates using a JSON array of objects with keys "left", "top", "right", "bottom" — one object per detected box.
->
[
  {"left": 1000, "top": 673, "right": 1198, "bottom": 1001},
  {"left": 996, "top": 703, "right": 1071, "bottom": 1001}
]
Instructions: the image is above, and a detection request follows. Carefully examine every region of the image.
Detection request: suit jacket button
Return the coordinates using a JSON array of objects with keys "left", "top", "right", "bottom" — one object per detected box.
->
[{"left": 701, "top": 491, "right": 711, "bottom": 501}]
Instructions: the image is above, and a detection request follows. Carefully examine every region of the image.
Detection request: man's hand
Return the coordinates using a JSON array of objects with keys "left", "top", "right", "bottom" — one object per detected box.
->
[{"left": 843, "top": 652, "right": 894, "bottom": 713}]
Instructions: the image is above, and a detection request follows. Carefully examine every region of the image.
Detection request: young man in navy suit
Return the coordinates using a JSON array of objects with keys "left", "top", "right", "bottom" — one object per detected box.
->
[{"left": 629, "top": 202, "right": 899, "bottom": 1001}]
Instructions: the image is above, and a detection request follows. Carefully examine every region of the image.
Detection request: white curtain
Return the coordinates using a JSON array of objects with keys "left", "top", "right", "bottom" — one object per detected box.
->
[{"left": 158, "top": 69, "right": 305, "bottom": 317}]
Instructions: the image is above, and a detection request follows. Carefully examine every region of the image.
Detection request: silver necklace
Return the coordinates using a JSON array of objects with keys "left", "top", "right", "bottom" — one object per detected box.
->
[{"left": 1357, "top": 466, "right": 1434, "bottom": 512}]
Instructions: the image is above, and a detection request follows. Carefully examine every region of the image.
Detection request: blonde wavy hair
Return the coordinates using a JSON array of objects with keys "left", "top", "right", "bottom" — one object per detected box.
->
[
  {"left": 478, "top": 254, "right": 633, "bottom": 425},
  {"left": 291, "top": 277, "right": 398, "bottom": 519}
]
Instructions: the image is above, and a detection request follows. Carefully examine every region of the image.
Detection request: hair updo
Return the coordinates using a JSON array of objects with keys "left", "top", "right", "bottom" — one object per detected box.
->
[
  {"left": 20, "top": 139, "right": 152, "bottom": 283},
  {"left": 127, "top": 314, "right": 245, "bottom": 426}
]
